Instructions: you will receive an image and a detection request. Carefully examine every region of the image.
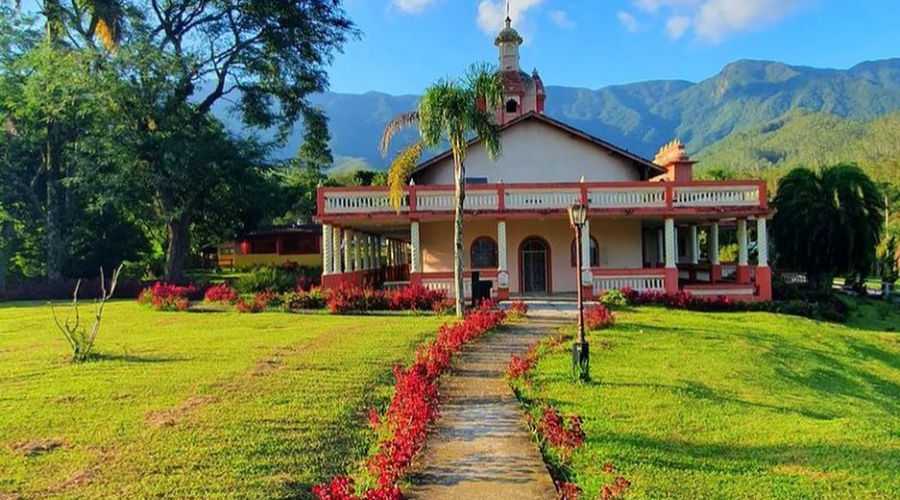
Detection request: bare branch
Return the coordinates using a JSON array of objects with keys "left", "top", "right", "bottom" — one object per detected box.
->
[{"left": 379, "top": 112, "right": 420, "bottom": 157}]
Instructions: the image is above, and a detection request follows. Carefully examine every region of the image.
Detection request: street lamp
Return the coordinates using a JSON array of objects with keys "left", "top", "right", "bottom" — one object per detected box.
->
[{"left": 568, "top": 203, "right": 590, "bottom": 382}]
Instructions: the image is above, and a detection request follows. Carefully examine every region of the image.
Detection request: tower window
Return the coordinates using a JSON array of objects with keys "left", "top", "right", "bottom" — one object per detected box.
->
[{"left": 505, "top": 99, "right": 518, "bottom": 113}]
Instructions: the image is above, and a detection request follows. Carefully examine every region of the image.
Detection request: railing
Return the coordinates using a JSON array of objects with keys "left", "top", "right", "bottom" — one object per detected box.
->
[
  {"left": 592, "top": 271, "right": 666, "bottom": 294},
  {"left": 318, "top": 181, "right": 766, "bottom": 217}
]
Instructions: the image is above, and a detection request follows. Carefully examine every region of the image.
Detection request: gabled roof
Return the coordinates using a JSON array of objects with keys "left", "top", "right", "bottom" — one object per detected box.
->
[{"left": 411, "top": 112, "right": 667, "bottom": 178}]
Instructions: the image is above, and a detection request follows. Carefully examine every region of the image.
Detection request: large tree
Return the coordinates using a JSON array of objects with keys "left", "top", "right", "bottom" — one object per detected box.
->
[
  {"left": 380, "top": 64, "right": 502, "bottom": 317},
  {"left": 117, "top": 0, "right": 355, "bottom": 281},
  {"left": 772, "top": 164, "right": 884, "bottom": 290}
]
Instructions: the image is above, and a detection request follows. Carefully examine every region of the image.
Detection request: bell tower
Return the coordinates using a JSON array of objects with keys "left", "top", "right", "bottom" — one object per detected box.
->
[{"left": 493, "top": 10, "right": 546, "bottom": 124}]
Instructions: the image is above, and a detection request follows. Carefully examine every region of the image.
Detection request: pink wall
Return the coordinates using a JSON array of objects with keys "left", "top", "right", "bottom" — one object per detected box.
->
[{"left": 420, "top": 217, "right": 644, "bottom": 294}]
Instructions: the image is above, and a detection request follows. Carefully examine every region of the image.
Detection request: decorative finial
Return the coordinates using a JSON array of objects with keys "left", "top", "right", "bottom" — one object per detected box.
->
[
  {"left": 506, "top": 0, "right": 511, "bottom": 25},
  {"left": 653, "top": 139, "right": 692, "bottom": 165}
]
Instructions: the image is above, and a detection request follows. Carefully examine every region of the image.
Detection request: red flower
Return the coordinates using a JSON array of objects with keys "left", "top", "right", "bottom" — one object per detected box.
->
[{"left": 585, "top": 305, "right": 615, "bottom": 330}]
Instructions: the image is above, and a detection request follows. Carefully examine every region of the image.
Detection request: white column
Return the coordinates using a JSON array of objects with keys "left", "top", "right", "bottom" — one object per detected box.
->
[
  {"left": 689, "top": 225, "right": 699, "bottom": 265},
  {"left": 410, "top": 221, "right": 421, "bottom": 273},
  {"left": 343, "top": 229, "right": 354, "bottom": 272},
  {"left": 322, "top": 224, "right": 333, "bottom": 275},
  {"left": 710, "top": 223, "right": 720, "bottom": 265},
  {"left": 657, "top": 228, "right": 665, "bottom": 266},
  {"left": 581, "top": 219, "right": 592, "bottom": 270},
  {"left": 665, "top": 218, "right": 676, "bottom": 268},
  {"left": 361, "top": 234, "right": 370, "bottom": 270},
  {"left": 333, "top": 227, "right": 343, "bottom": 273},
  {"left": 497, "top": 221, "right": 508, "bottom": 272},
  {"left": 737, "top": 219, "right": 749, "bottom": 266},
  {"left": 757, "top": 218, "right": 769, "bottom": 267},
  {"left": 354, "top": 233, "right": 363, "bottom": 271},
  {"left": 375, "top": 236, "right": 382, "bottom": 269},
  {"left": 388, "top": 240, "right": 395, "bottom": 267}
]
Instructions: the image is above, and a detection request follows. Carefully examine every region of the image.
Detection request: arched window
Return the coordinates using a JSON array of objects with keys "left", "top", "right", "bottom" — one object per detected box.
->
[
  {"left": 571, "top": 237, "right": 600, "bottom": 267},
  {"left": 505, "top": 99, "right": 519, "bottom": 113},
  {"left": 470, "top": 237, "right": 498, "bottom": 269}
]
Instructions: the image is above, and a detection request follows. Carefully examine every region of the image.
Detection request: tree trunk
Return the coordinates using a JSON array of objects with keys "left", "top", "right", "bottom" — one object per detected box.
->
[
  {"left": 164, "top": 212, "right": 191, "bottom": 283},
  {"left": 44, "top": 121, "right": 65, "bottom": 282},
  {"left": 453, "top": 155, "right": 466, "bottom": 318},
  {"left": 0, "top": 220, "right": 9, "bottom": 292}
]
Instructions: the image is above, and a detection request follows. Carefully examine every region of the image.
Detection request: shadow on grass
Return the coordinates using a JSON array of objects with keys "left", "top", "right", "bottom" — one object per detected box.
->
[
  {"left": 88, "top": 352, "right": 184, "bottom": 364},
  {"left": 588, "top": 431, "right": 899, "bottom": 476}
]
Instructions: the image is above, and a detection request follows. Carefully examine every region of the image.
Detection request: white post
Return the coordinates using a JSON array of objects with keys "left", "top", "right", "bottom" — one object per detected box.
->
[
  {"left": 354, "top": 233, "right": 363, "bottom": 271},
  {"left": 690, "top": 225, "right": 699, "bottom": 265},
  {"left": 581, "top": 219, "right": 592, "bottom": 270},
  {"left": 497, "top": 221, "right": 508, "bottom": 273},
  {"left": 665, "top": 218, "right": 676, "bottom": 269},
  {"left": 757, "top": 218, "right": 769, "bottom": 267},
  {"left": 710, "top": 223, "right": 720, "bottom": 265},
  {"left": 737, "top": 219, "right": 749, "bottom": 266},
  {"left": 410, "top": 221, "right": 421, "bottom": 273},
  {"left": 333, "top": 227, "right": 343, "bottom": 273},
  {"left": 361, "top": 234, "right": 371, "bottom": 270},
  {"left": 343, "top": 229, "right": 354, "bottom": 272},
  {"left": 322, "top": 224, "right": 333, "bottom": 275},
  {"left": 657, "top": 227, "right": 665, "bottom": 266}
]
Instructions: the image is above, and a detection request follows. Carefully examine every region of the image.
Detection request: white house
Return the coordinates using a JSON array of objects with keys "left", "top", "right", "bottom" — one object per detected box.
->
[{"left": 316, "top": 17, "right": 772, "bottom": 302}]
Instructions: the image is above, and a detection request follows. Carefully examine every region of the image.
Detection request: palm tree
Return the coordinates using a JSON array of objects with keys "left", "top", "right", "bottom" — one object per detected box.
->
[
  {"left": 380, "top": 64, "right": 503, "bottom": 317},
  {"left": 772, "top": 164, "right": 884, "bottom": 291}
]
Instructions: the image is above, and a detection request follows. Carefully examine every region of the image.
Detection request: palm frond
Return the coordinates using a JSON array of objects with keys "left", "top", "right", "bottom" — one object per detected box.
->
[
  {"left": 466, "top": 62, "right": 503, "bottom": 109},
  {"left": 379, "top": 111, "right": 419, "bottom": 157},
  {"left": 89, "top": 0, "right": 125, "bottom": 51},
  {"left": 386, "top": 142, "right": 423, "bottom": 210}
]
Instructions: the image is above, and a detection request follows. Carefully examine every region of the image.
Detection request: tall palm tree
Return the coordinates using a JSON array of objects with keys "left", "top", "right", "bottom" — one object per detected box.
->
[
  {"left": 773, "top": 163, "right": 884, "bottom": 290},
  {"left": 380, "top": 63, "right": 503, "bottom": 317}
]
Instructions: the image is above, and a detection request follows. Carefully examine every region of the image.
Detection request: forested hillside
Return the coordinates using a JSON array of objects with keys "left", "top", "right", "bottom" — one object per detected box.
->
[
  {"left": 696, "top": 111, "right": 900, "bottom": 189},
  {"left": 274, "top": 58, "right": 900, "bottom": 169}
]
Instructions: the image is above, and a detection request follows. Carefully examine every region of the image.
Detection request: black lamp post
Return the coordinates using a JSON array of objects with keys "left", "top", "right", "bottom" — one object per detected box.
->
[{"left": 568, "top": 203, "right": 590, "bottom": 382}]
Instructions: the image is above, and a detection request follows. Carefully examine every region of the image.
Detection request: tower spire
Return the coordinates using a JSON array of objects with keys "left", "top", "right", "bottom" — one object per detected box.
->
[{"left": 506, "top": 1, "right": 511, "bottom": 24}]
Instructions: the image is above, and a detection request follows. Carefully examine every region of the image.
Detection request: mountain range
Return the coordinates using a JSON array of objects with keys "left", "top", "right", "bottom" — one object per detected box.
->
[{"left": 241, "top": 57, "right": 900, "bottom": 172}]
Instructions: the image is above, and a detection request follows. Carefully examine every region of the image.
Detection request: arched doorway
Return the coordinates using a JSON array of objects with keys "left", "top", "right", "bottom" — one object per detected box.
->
[{"left": 519, "top": 237, "right": 550, "bottom": 295}]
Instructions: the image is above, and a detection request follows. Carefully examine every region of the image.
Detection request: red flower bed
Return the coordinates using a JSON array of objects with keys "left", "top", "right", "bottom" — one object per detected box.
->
[
  {"left": 507, "top": 344, "right": 538, "bottom": 380},
  {"left": 235, "top": 291, "right": 276, "bottom": 314},
  {"left": 325, "top": 284, "right": 448, "bottom": 314},
  {"left": 204, "top": 283, "right": 238, "bottom": 304},
  {"left": 507, "top": 300, "right": 529, "bottom": 319},
  {"left": 313, "top": 302, "right": 507, "bottom": 498},
  {"left": 137, "top": 282, "right": 197, "bottom": 311},
  {"left": 557, "top": 481, "right": 581, "bottom": 500},
  {"left": 621, "top": 288, "right": 743, "bottom": 311},
  {"left": 584, "top": 304, "right": 616, "bottom": 330},
  {"left": 538, "top": 406, "right": 585, "bottom": 457}
]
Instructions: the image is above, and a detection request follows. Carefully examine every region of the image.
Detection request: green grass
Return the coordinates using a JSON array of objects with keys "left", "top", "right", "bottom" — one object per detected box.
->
[
  {"left": 0, "top": 301, "right": 443, "bottom": 498},
  {"left": 521, "top": 300, "right": 900, "bottom": 499}
]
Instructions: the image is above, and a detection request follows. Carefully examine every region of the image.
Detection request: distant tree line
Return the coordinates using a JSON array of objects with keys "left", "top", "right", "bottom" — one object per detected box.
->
[{"left": 0, "top": 1, "right": 361, "bottom": 288}]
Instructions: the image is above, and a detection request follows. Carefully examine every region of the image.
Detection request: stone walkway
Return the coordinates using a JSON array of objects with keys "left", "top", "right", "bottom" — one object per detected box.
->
[{"left": 406, "top": 320, "right": 562, "bottom": 500}]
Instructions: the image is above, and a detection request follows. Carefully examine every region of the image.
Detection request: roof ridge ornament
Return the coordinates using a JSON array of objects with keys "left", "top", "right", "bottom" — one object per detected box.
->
[{"left": 654, "top": 139, "right": 692, "bottom": 165}]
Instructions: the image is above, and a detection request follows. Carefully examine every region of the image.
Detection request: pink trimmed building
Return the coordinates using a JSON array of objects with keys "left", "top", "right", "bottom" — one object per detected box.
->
[{"left": 315, "top": 18, "right": 772, "bottom": 302}]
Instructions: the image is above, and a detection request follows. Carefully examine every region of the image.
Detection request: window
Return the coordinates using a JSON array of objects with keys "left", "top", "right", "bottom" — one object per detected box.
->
[
  {"left": 570, "top": 237, "right": 600, "bottom": 267},
  {"left": 470, "top": 237, "right": 498, "bottom": 269},
  {"left": 505, "top": 99, "right": 518, "bottom": 113},
  {"left": 250, "top": 238, "right": 277, "bottom": 254},
  {"left": 465, "top": 177, "right": 489, "bottom": 184}
]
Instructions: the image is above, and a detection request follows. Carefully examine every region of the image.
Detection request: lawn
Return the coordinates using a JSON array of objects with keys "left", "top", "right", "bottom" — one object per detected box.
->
[
  {"left": 522, "top": 301, "right": 900, "bottom": 499},
  {"left": 0, "top": 301, "right": 443, "bottom": 498}
]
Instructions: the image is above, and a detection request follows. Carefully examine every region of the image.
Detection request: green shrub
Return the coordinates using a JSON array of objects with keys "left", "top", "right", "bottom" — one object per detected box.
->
[
  {"left": 236, "top": 266, "right": 297, "bottom": 294},
  {"left": 282, "top": 288, "right": 326, "bottom": 311},
  {"left": 599, "top": 289, "right": 628, "bottom": 308}
]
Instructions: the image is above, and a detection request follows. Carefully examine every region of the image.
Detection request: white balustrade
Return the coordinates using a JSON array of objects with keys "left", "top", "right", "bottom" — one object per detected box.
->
[
  {"left": 589, "top": 187, "right": 666, "bottom": 209},
  {"left": 416, "top": 191, "right": 499, "bottom": 211},
  {"left": 592, "top": 275, "right": 665, "bottom": 294},
  {"left": 325, "top": 192, "right": 407, "bottom": 214},
  {"left": 421, "top": 277, "right": 497, "bottom": 298},
  {"left": 673, "top": 186, "right": 759, "bottom": 207},
  {"left": 505, "top": 189, "right": 580, "bottom": 210}
]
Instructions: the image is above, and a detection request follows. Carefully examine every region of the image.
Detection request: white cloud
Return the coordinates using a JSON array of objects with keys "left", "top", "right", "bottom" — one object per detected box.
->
[
  {"left": 632, "top": 0, "right": 802, "bottom": 42},
  {"left": 477, "top": 0, "right": 545, "bottom": 35},
  {"left": 549, "top": 10, "right": 575, "bottom": 29},
  {"left": 665, "top": 15, "right": 691, "bottom": 39},
  {"left": 694, "top": 0, "right": 802, "bottom": 42},
  {"left": 392, "top": 0, "right": 435, "bottom": 14},
  {"left": 617, "top": 11, "right": 640, "bottom": 32},
  {"left": 634, "top": 0, "right": 702, "bottom": 14}
]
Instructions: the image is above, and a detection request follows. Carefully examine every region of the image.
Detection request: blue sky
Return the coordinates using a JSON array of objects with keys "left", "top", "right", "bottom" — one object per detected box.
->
[{"left": 327, "top": 0, "right": 900, "bottom": 94}]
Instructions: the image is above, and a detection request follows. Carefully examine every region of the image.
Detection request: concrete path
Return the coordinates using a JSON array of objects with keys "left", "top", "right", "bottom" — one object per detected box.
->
[
  {"left": 406, "top": 320, "right": 562, "bottom": 500},
  {"left": 502, "top": 298, "right": 598, "bottom": 320}
]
